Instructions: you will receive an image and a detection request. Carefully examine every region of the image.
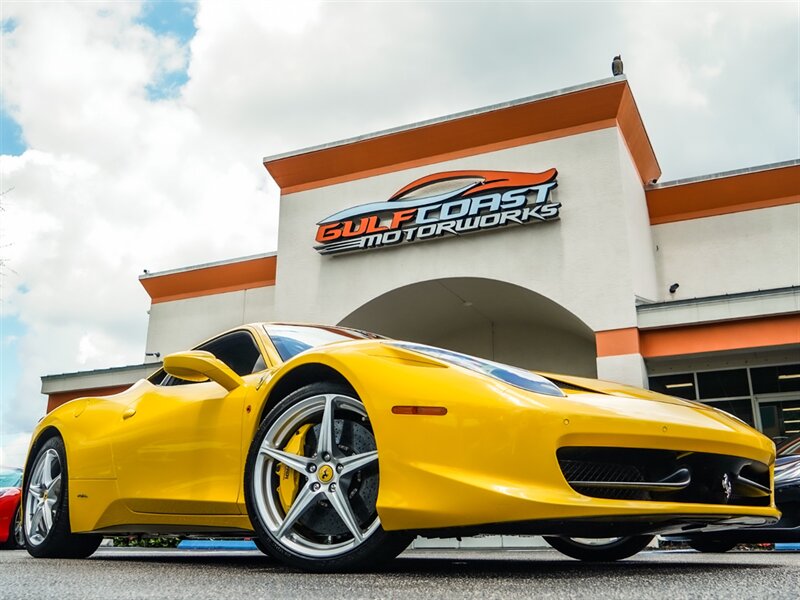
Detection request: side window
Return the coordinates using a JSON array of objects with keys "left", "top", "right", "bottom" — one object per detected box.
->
[
  {"left": 151, "top": 330, "right": 266, "bottom": 387},
  {"left": 148, "top": 369, "right": 168, "bottom": 385},
  {"left": 200, "top": 331, "right": 264, "bottom": 376}
]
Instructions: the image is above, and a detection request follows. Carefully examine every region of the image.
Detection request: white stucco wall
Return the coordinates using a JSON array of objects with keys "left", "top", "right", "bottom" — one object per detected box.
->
[
  {"left": 144, "top": 286, "right": 276, "bottom": 357},
  {"left": 651, "top": 203, "right": 800, "bottom": 302},
  {"left": 616, "top": 130, "right": 660, "bottom": 303},
  {"left": 436, "top": 321, "right": 598, "bottom": 377},
  {"left": 274, "top": 127, "right": 652, "bottom": 339}
]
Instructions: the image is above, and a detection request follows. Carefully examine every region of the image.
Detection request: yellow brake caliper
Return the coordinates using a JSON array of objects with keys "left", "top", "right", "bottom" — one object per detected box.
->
[{"left": 277, "top": 424, "right": 312, "bottom": 513}]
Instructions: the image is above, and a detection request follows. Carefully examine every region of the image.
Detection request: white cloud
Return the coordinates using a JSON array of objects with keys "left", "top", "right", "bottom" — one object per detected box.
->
[
  {"left": 0, "top": 1, "right": 797, "bottom": 465},
  {"left": 0, "top": 1, "right": 278, "bottom": 443},
  {"left": 0, "top": 431, "right": 31, "bottom": 468}
]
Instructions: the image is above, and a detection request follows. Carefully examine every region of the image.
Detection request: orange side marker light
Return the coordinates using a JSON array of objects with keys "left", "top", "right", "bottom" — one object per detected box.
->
[{"left": 391, "top": 405, "right": 448, "bottom": 416}]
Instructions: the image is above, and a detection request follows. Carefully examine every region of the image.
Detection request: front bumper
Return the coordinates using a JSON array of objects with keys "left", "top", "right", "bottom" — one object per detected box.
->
[
  {"left": 0, "top": 493, "right": 20, "bottom": 544},
  {"left": 350, "top": 353, "right": 780, "bottom": 532}
]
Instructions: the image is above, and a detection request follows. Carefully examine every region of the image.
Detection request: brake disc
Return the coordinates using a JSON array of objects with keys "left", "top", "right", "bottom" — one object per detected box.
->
[{"left": 295, "top": 419, "right": 379, "bottom": 537}]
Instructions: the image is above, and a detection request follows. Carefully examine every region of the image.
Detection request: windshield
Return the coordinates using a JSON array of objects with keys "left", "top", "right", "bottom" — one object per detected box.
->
[
  {"left": 0, "top": 469, "right": 22, "bottom": 488},
  {"left": 265, "top": 324, "right": 383, "bottom": 361}
]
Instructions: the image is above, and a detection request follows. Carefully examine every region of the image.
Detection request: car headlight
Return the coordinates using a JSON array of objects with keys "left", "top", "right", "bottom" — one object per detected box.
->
[
  {"left": 391, "top": 342, "right": 565, "bottom": 398},
  {"left": 775, "top": 461, "right": 800, "bottom": 484}
]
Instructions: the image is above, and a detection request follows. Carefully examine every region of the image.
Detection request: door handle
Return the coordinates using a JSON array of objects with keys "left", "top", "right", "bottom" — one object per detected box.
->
[{"left": 122, "top": 408, "right": 137, "bottom": 420}]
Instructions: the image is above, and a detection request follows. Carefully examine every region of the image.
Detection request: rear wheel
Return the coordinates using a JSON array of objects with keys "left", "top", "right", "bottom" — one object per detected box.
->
[
  {"left": 23, "top": 436, "right": 102, "bottom": 558},
  {"left": 687, "top": 538, "right": 737, "bottom": 553},
  {"left": 544, "top": 535, "right": 654, "bottom": 561},
  {"left": 245, "top": 382, "right": 411, "bottom": 572}
]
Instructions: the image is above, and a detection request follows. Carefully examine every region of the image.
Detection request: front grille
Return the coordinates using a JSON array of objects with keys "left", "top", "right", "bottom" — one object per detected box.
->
[
  {"left": 558, "top": 459, "right": 647, "bottom": 500},
  {"left": 557, "top": 447, "right": 771, "bottom": 506}
]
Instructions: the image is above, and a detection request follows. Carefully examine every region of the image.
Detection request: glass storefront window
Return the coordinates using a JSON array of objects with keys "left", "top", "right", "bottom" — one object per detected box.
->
[
  {"left": 759, "top": 399, "right": 800, "bottom": 441},
  {"left": 706, "top": 399, "right": 755, "bottom": 428},
  {"left": 697, "top": 369, "right": 750, "bottom": 399},
  {"left": 648, "top": 373, "right": 697, "bottom": 400},
  {"left": 751, "top": 364, "right": 800, "bottom": 394},
  {"left": 648, "top": 362, "right": 799, "bottom": 441}
]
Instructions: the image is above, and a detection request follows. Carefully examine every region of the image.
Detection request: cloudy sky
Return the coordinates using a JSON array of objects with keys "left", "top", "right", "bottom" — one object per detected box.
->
[{"left": 0, "top": 0, "right": 798, "bottom": 465}]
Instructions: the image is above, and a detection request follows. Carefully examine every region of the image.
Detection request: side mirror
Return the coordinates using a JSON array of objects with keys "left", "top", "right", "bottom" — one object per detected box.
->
[{"left": 163, "top": 350, "right": 244, "bottom": 392}]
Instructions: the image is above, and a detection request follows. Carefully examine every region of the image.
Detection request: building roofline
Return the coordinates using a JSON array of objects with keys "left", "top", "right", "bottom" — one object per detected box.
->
[
  {"left": 637, "top": 286, "right": 800, "bottom": 311},
  {"left": 645, "top": 160, "right": 800, "bottom": 225},
  {"left": 263, "top": 76, "right": 628, "bottom": 164},
  {"left": 263, "top": 76, "right": 661, "bottom": 193},
  {"left": 138, "top": 253, "right": 278, "bottom": 304},
  {"left": 41, "top": 362, "right": 160, "bottom": 383},
  {"left": 139, "top": 251, "right": 277, "bottom": 281},
  {"left": 650, "top": 159, "right": 800, "bottom": 190}
]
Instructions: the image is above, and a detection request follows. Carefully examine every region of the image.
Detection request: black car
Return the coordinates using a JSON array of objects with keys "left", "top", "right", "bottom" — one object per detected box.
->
[{"left": 664, "top": 435, "right": 800, "bottom": 552}]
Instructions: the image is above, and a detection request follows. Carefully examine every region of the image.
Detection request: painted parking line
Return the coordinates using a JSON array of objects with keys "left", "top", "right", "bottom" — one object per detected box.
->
[
  {"left": 774, "top": 543, "right": 800, "bottom": 552},
  {"left": 177, "top": 540, "right": 258, "bottom": 550}
]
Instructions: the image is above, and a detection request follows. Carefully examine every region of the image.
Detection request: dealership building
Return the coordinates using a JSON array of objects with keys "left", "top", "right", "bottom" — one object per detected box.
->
[{"left": 44, "top": 76, "right": 800, "bottom": 444}]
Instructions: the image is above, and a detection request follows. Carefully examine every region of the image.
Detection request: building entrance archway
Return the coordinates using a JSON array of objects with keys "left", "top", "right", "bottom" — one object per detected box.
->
[{"left": 338, "top": 277, "right": 597, "bottom": 377}]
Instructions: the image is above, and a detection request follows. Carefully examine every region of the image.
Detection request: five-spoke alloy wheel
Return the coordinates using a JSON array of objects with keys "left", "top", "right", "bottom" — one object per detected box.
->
[
  {"left": 23, "top": 436, "right": 102, "bottom": 558},
  {"left": 13, "top": 505, "right": 25, "bottom": 548},
  {"left": 25, "top": 448, "right": 62, "bottom": 548},
  {"left": 245, "top": 382, "right": 410, "bottom": 571}
]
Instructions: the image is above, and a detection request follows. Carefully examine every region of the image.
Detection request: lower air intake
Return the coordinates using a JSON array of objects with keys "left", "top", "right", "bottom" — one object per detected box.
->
[{"left": 557, "top": 447, "right": 771, "bottom": 507}]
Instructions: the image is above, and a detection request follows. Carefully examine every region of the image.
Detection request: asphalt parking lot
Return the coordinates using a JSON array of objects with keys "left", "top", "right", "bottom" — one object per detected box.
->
[{"left": 1, "top": 547, "right": 799, "bottom": 599}]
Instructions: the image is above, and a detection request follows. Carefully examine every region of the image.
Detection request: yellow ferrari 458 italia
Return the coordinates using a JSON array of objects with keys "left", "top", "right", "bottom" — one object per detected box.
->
[{"left": 22, "top": 323, "right": 778, "bottom": 570}]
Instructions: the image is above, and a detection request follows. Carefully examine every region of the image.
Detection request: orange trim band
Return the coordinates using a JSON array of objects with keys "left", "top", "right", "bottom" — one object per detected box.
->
[
  {"left": 282, "top": 121, "right": 617, "bottom": 195},
  {"left": 646, "top": 164, "right": 800, "bottom": 225},
  {"left": 596, "top": 328, "right": 641, "bottom": 357},
  {"left": 266, "top": 80, "right": 660, "bottom": 194},
  {"left": 617, "top": 85, "right": 661, "bottom": 186},
  {"left": 47, "top": 384, "right": 131, "bottom": 413},
  {"left": 640, "top": 314, "right": 800, "bottom": 358},
  {"left": 140, "top": 255, "right": 277, "bottom": 304}
]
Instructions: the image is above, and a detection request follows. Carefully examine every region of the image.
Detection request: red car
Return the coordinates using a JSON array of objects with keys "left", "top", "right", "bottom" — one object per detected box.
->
[{"left": 0, "top": 467, "right": 23, "bottom": 549}]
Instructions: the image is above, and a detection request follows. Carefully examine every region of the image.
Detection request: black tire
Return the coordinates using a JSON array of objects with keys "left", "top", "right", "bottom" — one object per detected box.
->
[
  {"left": 687, "top": 538, "right": 738, "bottom": 553},
  {"left": 23, "top": 436, "right": 102, "bottom": 558},
  {"left": 1, "top": 504, "right": 23, "bottom": 549},
  {"left": 252, "top": 536, "right": 271, "bottom": 556},
  {"left": 244, "top": 382, "right": 411, "bottom": 572},
  {"left": 544, "top": 535, "right": 654, "bottom": 561}
]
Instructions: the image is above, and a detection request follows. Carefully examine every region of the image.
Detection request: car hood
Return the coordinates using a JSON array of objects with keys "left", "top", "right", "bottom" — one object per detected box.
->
[
  {"left": 535, "top": 371, "right": 708, "bottom": 410},
  {"left": 379, "top": 341, "right": 711, "bottom": 410}
]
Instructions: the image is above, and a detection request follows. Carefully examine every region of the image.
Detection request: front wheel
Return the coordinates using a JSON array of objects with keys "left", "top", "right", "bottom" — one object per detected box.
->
[
  {"left": 252, "top": 536, "right": 271, "bottom": 556},
  {"left": 544, "top": 535, "right": 654, "bottom": 561},
  {"left": 14, "top": 503, "right": 25, "bottom": 548},
  {"left": 1, "top": 504, "right": 24, "bottom": 549},
  {"left": 244, "top": 382, "right": 411, "bottom": 572},
  {"left": 23, "top": 436, "right": 102, "bottom": 558}
]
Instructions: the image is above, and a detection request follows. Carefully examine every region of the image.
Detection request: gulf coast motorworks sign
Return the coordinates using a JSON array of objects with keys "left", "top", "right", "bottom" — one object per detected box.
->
[{"left": 314, "top": 169, "right": 560, "bottom": 256}]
